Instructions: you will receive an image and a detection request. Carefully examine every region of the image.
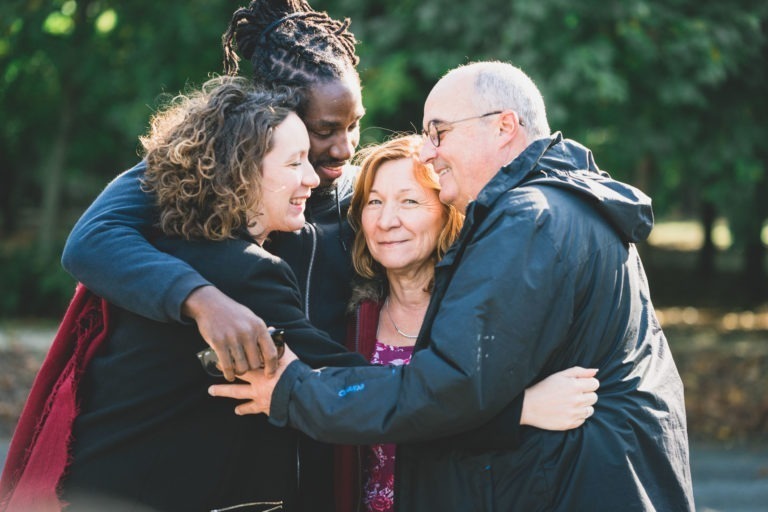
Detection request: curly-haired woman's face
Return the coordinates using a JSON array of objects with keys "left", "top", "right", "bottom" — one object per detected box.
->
[{"left": 250, "top": 112, "right": 319, "bottom": 242}]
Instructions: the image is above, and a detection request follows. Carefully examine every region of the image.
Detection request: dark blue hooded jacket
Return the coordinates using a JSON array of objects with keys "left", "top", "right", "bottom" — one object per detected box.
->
[{"left": 268, "top": 133, "right": 695, "bottom": 511}]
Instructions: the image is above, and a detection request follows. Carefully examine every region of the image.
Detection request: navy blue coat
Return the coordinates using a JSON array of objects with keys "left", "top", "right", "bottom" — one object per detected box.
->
[
  {"left": 269, "top": 134, "right": 695, "bottom": 511},
  {"left": 61, "top": 160, "right": 357, "bottom": 343},
  {"left": 59, "top": 163, "right": 360, "bottom": 511},
  {"left": 60, "top": 236, "right": 367, "bottom": 511}
]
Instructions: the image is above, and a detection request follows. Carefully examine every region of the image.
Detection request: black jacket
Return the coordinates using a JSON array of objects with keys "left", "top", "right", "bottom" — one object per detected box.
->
[
  {"left": 269, "top": 134, "right": 695, "bottom": 511},
  {"left": 61, "top": 236, "right": 367, "bottom": 512},
  {"left": 266, "top": 169, "right": 357, "bottom": 342},
  {"left": 60, "top": 162, "right": 361, "bottom": 511}
]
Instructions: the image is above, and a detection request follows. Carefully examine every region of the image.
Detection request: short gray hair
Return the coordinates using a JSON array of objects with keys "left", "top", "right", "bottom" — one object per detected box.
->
[{"left": 451, "top": 61, "right": 551, "bottom": 141}]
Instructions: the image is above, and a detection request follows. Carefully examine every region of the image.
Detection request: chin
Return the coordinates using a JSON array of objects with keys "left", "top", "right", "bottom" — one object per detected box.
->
[{"left": 287, "top": 217, "right": 305, "bottom": 232}]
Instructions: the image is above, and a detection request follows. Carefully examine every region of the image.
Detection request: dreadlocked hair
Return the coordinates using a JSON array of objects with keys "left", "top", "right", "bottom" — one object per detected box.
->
[
  {"left": 222, "top": 0, "right": 359, "bottom": 94},
  {"left": 140, "top": 76, "right": 300, "bottom": 241}
]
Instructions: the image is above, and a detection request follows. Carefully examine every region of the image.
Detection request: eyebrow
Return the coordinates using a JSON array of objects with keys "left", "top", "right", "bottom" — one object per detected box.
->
[
  {"left": 422, "top": 118, "right": 448, "bottom": 132},
  {"left": 283, "top": 150, "right": 306, "bottom": 161},
  {"left": 307, "top": 111, "right": 366, "bottom": 129},
  {"left": 369, "top": 187, "right": 419, "bottom": 195}
]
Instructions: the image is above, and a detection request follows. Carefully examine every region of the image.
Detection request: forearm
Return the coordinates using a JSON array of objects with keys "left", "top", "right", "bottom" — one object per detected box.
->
[
  {"left": 269, "top": 215, "right": 573, "bottom": 446},
  {"left": 62, "top": 162, "right": 210, "bottom": 322},
  {"left": 269, "top": 347, "right": 520, "bottom": 445}
]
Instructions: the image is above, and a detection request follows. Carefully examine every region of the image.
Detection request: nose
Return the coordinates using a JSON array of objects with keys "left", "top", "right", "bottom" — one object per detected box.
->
[
  {"left": 329, "top": 132, "right": 356, "bottom": 162},
  {"left": 419, "top": 137, "right": 436, "bottom": 164},
  {"left": 377, "top": 202, "right": 401, "bottom": 230},
  {"left": 303, "top": 162, "right": 320, "bottom": 189}
]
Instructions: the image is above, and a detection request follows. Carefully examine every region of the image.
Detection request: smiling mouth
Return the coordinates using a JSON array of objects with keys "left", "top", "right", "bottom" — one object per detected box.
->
[
  {"left": 317, "top": 162, "right": 346, "bottom": 172},
  {"left": 290, "top": 196, "right": 310, "bottom": 206}
]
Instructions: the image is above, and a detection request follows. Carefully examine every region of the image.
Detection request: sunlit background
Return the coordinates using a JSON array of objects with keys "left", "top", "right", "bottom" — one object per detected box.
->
[{"left": 1, "top": 0, "right": 766, "bottom": 454}]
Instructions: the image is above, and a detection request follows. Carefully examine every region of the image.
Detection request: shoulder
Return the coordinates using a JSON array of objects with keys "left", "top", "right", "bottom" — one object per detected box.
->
[{"left": 156, "top": 237, "right": 296, "bottom": 286}]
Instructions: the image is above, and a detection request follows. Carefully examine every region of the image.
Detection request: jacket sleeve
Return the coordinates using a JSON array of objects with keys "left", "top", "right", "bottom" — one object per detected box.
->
[
  {"left": 61, "top": 162, "right": 210, "bottom": 323},
  {"left": 269, "top": 208, "right": 577, "bottom": 444},
  {"left": 160, "top": 240, "right": 369, "bottom": 369}
]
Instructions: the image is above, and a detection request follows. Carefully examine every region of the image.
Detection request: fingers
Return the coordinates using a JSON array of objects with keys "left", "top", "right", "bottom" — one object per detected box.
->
[
  {"left": 259, "top": 327, "right": 279, "bottom": 377},
  {"left": 559, "top": 366, "right": 599, "bottom": 378},
  {"left": 582, "top": 391, "right": 598, "bottom": 407},
  {"left": 243, "top": 335, "right": 264, "bottom": 372},
  {"left": 579, "top": 376, "right": 600, "bottom": 393},
  {"left": 208, "top": 383, "right": 253, "bottom": 400},
  {"left": 231, "top": 344, "right": 250, "bottom": 376},
  {"left": 235, "top": 402, "right": 268, "bottom": 416},
  {"left": 214, "top": 347, "right": 236, "bottom": 382},
  {"left": 187, "top": 286, "right": 271, "bottom": 375}
]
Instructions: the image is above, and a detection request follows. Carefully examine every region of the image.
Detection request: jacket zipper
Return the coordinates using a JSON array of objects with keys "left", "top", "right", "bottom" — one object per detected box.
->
[
  {"left": 210, "top": 501, "right": 283, "bottom": 511},
  {"left": 355, "top": 307, "right": 362, "bottom": 512},
  {"left": 303, "top": 222, "right": 318, "bottom": 320},
  {"left": 295, "top": 437, "right": 301, "bottom": 502}
]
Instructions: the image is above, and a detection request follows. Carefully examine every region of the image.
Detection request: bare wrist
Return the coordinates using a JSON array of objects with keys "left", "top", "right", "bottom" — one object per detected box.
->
[{"left": 182, "top": 285, "right": 214, "bottom": 320}]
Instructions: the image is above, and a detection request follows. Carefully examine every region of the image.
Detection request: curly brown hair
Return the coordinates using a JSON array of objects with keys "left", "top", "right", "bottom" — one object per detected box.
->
[
  {"left": 140, "top": 76, "right": 300, "bottom": 240},
  {"left": 348, "top": 134, "right": 464, "bottom": 285}
]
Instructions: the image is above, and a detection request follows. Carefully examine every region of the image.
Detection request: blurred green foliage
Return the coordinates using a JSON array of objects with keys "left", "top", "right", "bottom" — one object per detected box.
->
[{"left": 1, "top": 0, "right": 767, "bottom": 317}]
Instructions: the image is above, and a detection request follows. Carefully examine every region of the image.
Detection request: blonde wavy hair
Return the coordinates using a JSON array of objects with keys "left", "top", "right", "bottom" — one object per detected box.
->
[
  {"left": 348, "top": 134, "right": 464, "bottom": 284},
  {"left": 140, "top": 76, "right": 300, "bottom": 240}
]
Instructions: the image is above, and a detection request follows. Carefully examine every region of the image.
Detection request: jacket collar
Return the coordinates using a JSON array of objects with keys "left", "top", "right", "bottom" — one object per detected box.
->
[{"left": 474, "top": 132, "right": 564, "bottom": 210}]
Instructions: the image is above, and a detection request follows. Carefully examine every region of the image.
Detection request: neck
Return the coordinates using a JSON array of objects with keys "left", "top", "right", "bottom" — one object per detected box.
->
[
  {"left": 385, "top": 267, "right": 433, "bottom": 309},
  {"left": 246, "top": 219, "right": 269, "bottom": 246}
]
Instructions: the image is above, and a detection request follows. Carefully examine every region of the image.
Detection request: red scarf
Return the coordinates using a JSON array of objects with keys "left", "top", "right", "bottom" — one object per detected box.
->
[{"left": 0, "top": 284, "right": 109, "bottom": 512}]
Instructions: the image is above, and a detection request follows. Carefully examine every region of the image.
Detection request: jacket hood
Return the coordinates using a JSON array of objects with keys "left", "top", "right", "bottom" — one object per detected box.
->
[{"left": 481, "top": 133, "right": 654, "bottom": 243}]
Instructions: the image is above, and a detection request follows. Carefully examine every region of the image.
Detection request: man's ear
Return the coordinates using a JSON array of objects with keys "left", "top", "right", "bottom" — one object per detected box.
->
[{"left": 496, "top": 110, "right": 522, "bottom": 146}]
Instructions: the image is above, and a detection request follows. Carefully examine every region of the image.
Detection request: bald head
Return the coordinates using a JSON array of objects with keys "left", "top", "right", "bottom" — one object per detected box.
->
[{"left": 433, "top": 61, "right": 551, "bottom": 141}]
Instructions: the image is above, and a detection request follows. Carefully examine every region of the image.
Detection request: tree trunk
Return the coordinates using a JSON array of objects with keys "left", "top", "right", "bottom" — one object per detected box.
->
[
  {"left": 698, "top": 201, "right": 717, "bottom": 277},
  {"left": 0, "top": 150, "right": 20, "bottom": 236},
  {"left": 742, "top": 171, "right": 768, "bottom": 302},
  {"left": 36, "top": 99, "right": 73, "bottom": 260}
]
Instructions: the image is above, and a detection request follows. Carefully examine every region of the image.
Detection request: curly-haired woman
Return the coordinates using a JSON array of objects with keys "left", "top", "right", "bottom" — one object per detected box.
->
[{"left": 53, "top": 76, "right": 366, "bottom": 512}]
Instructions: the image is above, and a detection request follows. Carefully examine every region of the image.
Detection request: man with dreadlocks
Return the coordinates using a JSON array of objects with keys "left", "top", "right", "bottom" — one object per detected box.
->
[
  {"left": 60, "top": 1, "right": 365, "bottom": 510},
  {"left": 64, "top": 0, "right": 364, "bottom": 365}
]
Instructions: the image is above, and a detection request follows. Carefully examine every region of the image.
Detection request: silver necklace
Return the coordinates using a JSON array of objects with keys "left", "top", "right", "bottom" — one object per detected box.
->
[{"left": 384, "top": 297, "right": 419, "bottom": 339}]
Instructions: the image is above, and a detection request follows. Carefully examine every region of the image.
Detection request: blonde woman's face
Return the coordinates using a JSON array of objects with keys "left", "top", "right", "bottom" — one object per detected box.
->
[
  {"left": 361, "top": 158, "right": 445, "bottom": 276},
  {"left": 251, "top": 112, "right": 319, "bottom": 241}
]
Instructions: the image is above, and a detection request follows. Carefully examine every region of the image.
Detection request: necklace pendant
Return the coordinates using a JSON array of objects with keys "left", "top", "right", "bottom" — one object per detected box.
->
[{"left": 385, "top": 297, "right": 419, "bottom": 339}]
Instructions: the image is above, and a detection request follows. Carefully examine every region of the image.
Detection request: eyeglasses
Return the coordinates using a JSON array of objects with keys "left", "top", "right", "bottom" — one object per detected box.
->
[
  {"left": 423, "top": 111, "right": 518, "bottom": 148},
  {"left": 196, "top": 328, "right": 286, "bottom": 377}
]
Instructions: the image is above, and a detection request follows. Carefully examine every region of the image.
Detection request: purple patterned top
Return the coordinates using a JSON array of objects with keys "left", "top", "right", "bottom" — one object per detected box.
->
[{"left": 362, "top": 340, "right": 414, "bottom": 512}]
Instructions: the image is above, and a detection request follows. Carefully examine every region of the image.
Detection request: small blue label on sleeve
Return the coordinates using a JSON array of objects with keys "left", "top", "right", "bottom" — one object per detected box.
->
[{"left": 337, "top": 383, "right": 365, "bottom": 397}]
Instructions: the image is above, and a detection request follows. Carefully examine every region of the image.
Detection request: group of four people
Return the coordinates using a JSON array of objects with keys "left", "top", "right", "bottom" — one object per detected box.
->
[{"left": 0, "top": 0, "right": 694, "bottom": 511}]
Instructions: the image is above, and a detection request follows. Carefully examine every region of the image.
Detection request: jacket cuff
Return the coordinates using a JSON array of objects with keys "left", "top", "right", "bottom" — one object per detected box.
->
[{"left": 269, "top": 359, "right": 311, "bottom": 427}]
